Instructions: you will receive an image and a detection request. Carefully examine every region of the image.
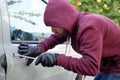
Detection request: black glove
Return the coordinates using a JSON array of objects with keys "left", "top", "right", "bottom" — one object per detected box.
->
[
  {"left": 35, "top": 53, "right": 59, "bottom": 67},
  {"left": 18, "top": 43, "right": 41, "bottom": 66}
]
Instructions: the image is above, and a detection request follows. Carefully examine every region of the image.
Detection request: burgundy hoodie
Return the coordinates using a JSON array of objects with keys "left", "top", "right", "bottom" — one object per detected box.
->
[{"left": 38, "top": 0, "right": 120, "bottom": 76}]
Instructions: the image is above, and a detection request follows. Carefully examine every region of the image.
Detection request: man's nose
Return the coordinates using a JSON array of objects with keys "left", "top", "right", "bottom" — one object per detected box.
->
[{"left": 51, "top": 27, "right": 55, "bottom": 33}]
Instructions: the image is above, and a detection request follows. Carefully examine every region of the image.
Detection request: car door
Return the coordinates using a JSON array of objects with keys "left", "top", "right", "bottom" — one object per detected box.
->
[{"left": 0, "top": 0, "right": 77, "bottom": 80}]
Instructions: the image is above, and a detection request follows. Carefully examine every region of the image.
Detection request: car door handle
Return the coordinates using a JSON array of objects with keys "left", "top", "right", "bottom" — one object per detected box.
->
[{"left": 0, "top": 54, "right": 7, "bottom": 74}]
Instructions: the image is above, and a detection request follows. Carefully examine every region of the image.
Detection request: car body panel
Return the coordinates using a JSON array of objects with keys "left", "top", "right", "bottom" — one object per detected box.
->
[{"left": 0, "top": 5, "right": 6, "bottom": 80}]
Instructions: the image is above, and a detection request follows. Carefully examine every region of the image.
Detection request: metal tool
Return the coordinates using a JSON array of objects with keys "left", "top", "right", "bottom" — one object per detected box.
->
[{"left": 12, "top": 53, "right": 35, "bottom": 60}]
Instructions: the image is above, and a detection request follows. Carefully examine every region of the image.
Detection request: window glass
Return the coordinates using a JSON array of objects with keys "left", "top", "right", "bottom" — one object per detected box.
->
[{"left": 7, "top": 0, "right": 51, "bottom": 41}]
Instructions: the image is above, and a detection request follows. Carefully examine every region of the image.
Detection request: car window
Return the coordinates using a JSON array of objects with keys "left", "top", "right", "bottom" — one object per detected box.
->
[{"left": 7, "top": 0, "right": 51, "bottom": 42}]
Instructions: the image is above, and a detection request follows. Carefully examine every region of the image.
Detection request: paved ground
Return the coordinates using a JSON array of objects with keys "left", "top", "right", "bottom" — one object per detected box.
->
[{"left": 85, "top": 76, "right": 94, "bottom": 80}]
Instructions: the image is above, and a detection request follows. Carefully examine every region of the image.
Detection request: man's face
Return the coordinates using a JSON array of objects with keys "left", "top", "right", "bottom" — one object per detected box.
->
[{"left": 51, "top": 27, "right": 68, "bottom": 37}]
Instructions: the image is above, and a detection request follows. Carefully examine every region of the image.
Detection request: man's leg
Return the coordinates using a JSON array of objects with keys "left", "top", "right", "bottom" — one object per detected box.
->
[
  {"left": 94, "top": 72, "right": 120, "bottom": 80},
  {"left": 101, "top": 73, "right": 120, "bottom": 80},
  {"left": 94, "top": 71, "right": 103, "bottom": 80}
]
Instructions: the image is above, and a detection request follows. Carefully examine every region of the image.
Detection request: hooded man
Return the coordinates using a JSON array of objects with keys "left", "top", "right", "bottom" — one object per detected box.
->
[{"left": 18, "top": 0, "right": 120, "bottom": 80}]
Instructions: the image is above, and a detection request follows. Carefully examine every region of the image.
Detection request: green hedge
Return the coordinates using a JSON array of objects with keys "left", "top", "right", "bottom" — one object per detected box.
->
[{"left": 69, "top": 0, "right": 120, "bottom": 26}]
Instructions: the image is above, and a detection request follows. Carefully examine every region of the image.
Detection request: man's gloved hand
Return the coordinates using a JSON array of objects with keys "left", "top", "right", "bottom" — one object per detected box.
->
[
  {"left": 35, "top": 53, "right": 59, "bottom": 67},
  {"left": 18, "top": 43, "right": 41, "bottom": 66}
]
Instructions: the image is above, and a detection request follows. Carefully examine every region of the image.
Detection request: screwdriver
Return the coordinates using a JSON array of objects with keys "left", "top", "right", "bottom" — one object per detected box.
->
[{"left": 12, "top": 53, "right": 35, "bottom": 60}]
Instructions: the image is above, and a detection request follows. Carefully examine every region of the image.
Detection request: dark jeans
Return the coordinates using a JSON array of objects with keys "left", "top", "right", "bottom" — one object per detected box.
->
[{"left": 94, "top": 72, "right": 120, "bottom": 80}]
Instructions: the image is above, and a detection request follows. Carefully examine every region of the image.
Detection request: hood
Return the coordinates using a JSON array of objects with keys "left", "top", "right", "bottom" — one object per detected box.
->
[{"left": 44, "top": 0, "right": 79, "bottom": 35}]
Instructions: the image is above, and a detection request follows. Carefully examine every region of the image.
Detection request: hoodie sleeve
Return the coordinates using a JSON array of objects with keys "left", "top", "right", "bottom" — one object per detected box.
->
[
  {"left": 37, "top": 33, "right": 67, "bottom": 52},
  {"left": 58, "top": 27, "right": 103, "bottom": 76}
]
